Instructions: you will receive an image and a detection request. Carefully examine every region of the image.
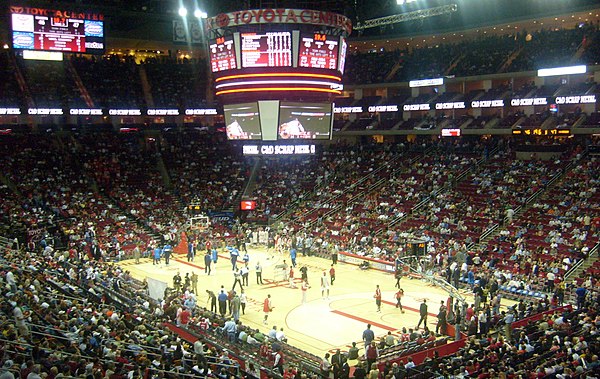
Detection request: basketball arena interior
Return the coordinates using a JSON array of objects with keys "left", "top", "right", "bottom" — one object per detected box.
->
[{"left": 0, "top": 0, "right": 599, "bottom": 378}]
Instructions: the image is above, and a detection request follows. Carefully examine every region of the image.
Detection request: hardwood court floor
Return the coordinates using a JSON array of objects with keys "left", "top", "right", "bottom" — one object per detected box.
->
[{"left": 119, "top": 247, "right": 516, "bottom": 357}]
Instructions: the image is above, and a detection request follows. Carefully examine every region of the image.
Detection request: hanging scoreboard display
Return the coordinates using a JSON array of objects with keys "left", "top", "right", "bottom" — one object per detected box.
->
[
  {"left": 209, "top": 36, "right": 237, "bottom": 72},
  {"left": 240, "top": 32, "right": 292, "bottom": 68},
  {"left": 10, "top": 5, "right": 104, "bottom": 53},
  {"left": 298, "top": 33, "right": 339, "bottom": 70}
]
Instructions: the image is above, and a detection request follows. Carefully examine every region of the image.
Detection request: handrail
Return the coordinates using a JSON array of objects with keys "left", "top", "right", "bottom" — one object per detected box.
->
[
  {"left": 564, "top": 242, "right": 599, "bottom": 282},
  {"left": 295, "top": 150, "right": 410, "bottom": 230},
  {"left": 0, "top": 338, "right": 234, "bottom": 378}
]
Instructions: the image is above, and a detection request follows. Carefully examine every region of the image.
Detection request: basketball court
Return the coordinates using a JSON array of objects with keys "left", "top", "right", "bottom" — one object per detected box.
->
[{"left": 119, "top": 246, "right": 515, "bottom": 357}]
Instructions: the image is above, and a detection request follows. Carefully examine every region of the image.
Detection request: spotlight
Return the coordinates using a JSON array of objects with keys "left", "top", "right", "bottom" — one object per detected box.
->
[
  {"left": 194, "top": 9, "right": 208, "bottom": 19},
  {"left": 178, "top": 7, "right": 188, "bottom": 17}
]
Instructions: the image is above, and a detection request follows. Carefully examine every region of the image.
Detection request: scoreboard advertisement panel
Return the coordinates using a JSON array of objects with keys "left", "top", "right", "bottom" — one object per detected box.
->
[
  {"left": 10, "top": 6, "right": 104, "bottom": 53},
  {"left": 209, "top": 36, "right": 236, "bottom": 72},
  {"left": 224, "top": 103, "right": 262, "bottom": 140},
  {"left": 278, "top": 102, "right": 333, "bottom": 140},
  {"left": 241, "top": 32, "right": 292, "bottom": 68},
  {"left": 338, "top": 37, "right": 347, "bottom": 74},
  {"left": 299, "top": 33, "right": 339, "bottom": 70}
]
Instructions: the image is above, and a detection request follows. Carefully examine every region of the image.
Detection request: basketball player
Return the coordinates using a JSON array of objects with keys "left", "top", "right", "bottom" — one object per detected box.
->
[{"left": 321, "top": 271, "right": 330, "bottom": 299}]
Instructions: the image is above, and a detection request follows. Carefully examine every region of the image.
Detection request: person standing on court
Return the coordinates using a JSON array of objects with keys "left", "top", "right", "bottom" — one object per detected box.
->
[
  {"left": 394, "top": 267, "right": 402, "bottom": 289},
  {"left": 416, "top": 299, "right": 428, "bottom": 329},
  {"left": 329, "top": 265, "right": 336, "bottom": 285},
  {"left": 240, "top": 289, "right": 247, "bottom": 315},
  {"left": 206, "top": 289, "right": 217, "bottom": 313},
  {"left": 187, "top": 240, "right": 195, "bottom": 262},
  {"left": 232, "top": 268, "right": 244, "bottom": 292},
  {"left": 191, "top": 271, "right": 198, "bottom": 294},
  {"left": 132, "top": 244, "right": 141, "bottom": 264},
  {"left": 374, "top": 285, "right": 382, "bottom": 312},
  {"left": 204, "top": 250, "right": 212, "bottom": 275},
  {"left": 321, "top": 271, "right": 330, "bottom": 299},
  {"left": 218, "top": 288, "right": 228, "bottom": 316},
  {"left": 301, "top": 279, "right": 310, "bottom": 304},
  {"left": 163, "top": 242, "right": 172, "bottom": 265},
  {"left": 330, "top": 243, "right": 338, "bottom": 265},
  {"left": 290, "top": 247, "right": 297, "bottom": 267},
  {"left": 394, "top": 288, "right": 405, "bottom": 313},
  {"left": 256, "top": 261, "right": 263, "bottom": 284},
  {"left": 153, "top": 245, "right": 161, "bottom": 265},
  {"left": 263, "top": 294, "right": 273, "bottom": 325},
  {"left": 362, "top": 324, "right": 375, "bottom": 349},
  {"left": 436, "top": 300, "right": 447, "bottom": 335}
]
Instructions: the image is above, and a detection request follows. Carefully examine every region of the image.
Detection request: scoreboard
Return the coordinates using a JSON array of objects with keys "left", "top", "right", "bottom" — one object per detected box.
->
[
  {"left": 209, "top": 31, "right": 346, "bottom": 74},
  {"left": 209, "top": 36, "right": 236, "bottom": 72},
  {"left": 11, "top": 6, "right": 104, "bottom": 53},
  {"left": 241, "top": 32, "right": 292, "bottom": 68},
  {"left": 299, "top": 33, "right": 339, "bottom": 70}
]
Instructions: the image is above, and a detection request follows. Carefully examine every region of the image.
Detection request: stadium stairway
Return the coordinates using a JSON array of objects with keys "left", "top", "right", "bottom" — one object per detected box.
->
[
  {"left": 288, "top": 146, "right": 413, "bottom": 232},
  {"left": 65, "top": 58, "right": 96, "bottom": 108},
  {"left": 240, "top": 158, "right": 262, "bottom": 200},
  {"left": 138, "top": 64, "right": 155, "bottom": 108},
  {"left": 7, "top": 51, "right": 35, "bottom": 109},
  {"left": 564, "top": 242, "right": 599, "bottom": 286},
  {"left": 474, "top": 151, "right": 581, "bottom": 253},
  {"left": 99, "top": 192, "right": 164, "bottom": 245},
  {"left": 383, "top": 144, "right": 496, "bottom": 232}
]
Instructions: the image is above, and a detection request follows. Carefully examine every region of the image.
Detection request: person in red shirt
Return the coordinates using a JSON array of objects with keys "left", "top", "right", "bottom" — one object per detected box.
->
[
  {"left": 329, "top": 265, "right": 336, "bottom": 285},
  {"left": 288, "top": 267, "right": 297, "bottom": 288},
  {"left": 395, "top": 288, "right": 405, "bottom": 313},
  {"left": 374, "top": 285, "right": 382, "bottom": 312},
  {"left": 179, "top": 308, "right": 191, "bottom": 326},
  {"left": 263, "top": 294, "right": 273, "bottom": 325},
  {"left": 365, "top": 341, "right": 379, "bottom": 372}
]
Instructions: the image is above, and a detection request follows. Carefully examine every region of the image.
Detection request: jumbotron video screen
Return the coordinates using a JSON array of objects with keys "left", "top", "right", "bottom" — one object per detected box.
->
[{"left": 10, "top": 5, "right": 105, "bottom": 53}]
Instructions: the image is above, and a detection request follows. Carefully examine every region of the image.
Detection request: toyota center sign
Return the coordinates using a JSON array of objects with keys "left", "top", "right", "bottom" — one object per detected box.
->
[{"left": 206, "top": 9, "right": 352, "bottom": 35}]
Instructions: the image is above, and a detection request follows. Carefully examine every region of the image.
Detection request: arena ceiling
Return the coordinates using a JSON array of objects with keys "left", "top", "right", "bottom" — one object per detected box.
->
[{"left": 3, "top": 0, "right": 600, "bottom": 41}]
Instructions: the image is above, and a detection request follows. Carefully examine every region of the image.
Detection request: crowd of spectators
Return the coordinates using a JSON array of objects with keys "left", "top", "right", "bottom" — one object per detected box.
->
[
  {"left": 0, "top": 51, "right": 26, "bottom": 108},
  {"left": 342, "top": 25, "right": 598, "bottom": 85},
  {"left": 399, "top": 302, "right": 600, "bottom": 378},
  {"left": 0, "top": 242, "right": 251, "bottom": 379},
  {"left": 70, "top": 55, "right": 146, "bottom": 109},
  {"left": 0, "top": 129, "right": 599, "bottom": 378},
  {"left": 143, "top": 57, "right": 209, "bottom": 109},
  {"left": 16, "top": 58, "right": 86, "bottom": 109}
]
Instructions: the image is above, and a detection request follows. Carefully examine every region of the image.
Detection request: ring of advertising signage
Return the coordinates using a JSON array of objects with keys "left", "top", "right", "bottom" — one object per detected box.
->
[
  {"left": 243, "top": 144, "right": 316, "bottom": 155},
  {"left": 10, "top": 5, "right": 104, "bottom": 53}
]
